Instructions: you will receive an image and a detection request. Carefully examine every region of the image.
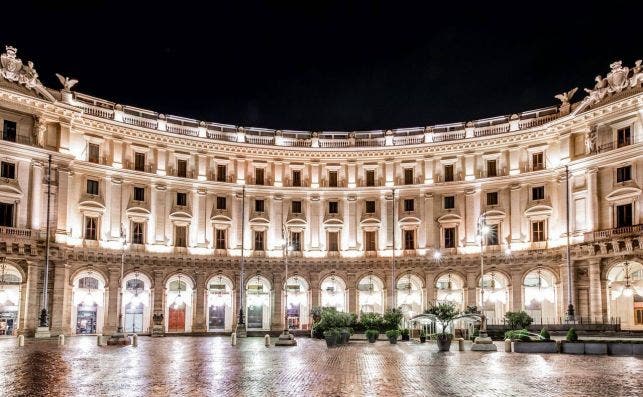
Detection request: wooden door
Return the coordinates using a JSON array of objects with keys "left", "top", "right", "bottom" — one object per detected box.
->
[{"left": 168, "top": 303, "right": 186, "bottom": 332}]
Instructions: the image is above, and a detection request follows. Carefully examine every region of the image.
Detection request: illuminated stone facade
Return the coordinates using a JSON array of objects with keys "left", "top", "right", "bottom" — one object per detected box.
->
[{"left": 0, "top": 46, "right": 642, "bottom": 336}]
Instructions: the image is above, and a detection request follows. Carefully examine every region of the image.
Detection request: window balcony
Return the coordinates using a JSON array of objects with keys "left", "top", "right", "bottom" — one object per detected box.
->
[
  {"left": 0, "top": 226, "right": 34, "bottom": 239},
  {"left": 584, "top": 224, "right": 642, "bottom": 242}
]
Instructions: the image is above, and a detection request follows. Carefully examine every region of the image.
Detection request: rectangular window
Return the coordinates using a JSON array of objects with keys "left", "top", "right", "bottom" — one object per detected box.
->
[
  {"left": 404, "top": 168, "right": 414, "bottom": 185},
  {"left": 487, "top": 160, "right": 497, "bottom": 177},
  {"left": 290, "top": 231, "right": 302, "bottom": 251},
  {"left": 532, "top": 152, "right": 544, "bottom": 171},
  {"left": 175, "top": 226, "right": 187, "bottom": 247},
  {"left": 0, "top": 203, "right": 14, "bottom": 227},
  {"left": 532, "top": 186, "right": 545, "bottom": 200},
  {"left": 132, "top": 222, "right": 144, "bottom": 245},
  {"left": 216, "top": 196, "right": 227, "bottom": 210},
  {"left": 328, "top": 201, "right": 339, "bottom": 214},
  {"left": 328, "top": 232, "right": 339, "bottom": 252},
  {"left": 0, "top": 162, "right": 15, "bottom": 179},
  {"left": 403, "top": 199, "right": 414, "bottom": 212},
  {"left": 485, "top": 224, "right": 499, "bottom": 246},
  {"left": 84, "top": 217, "right": 97, "bottom": 240},
  {"left": 2, "top": 120, "right": 16, "bottom": 142},
  {"left": 444, "top": 164, "right": 454, "bottom": 182},
  {"left": 255, "top": 168, "right": 264, "bottom": 185},
  {"left": 86, "top": 179, "right": 99, "bottom": 195},
  {"left": 254, "top": 199, "right": 264, "bottom": 213},
  {"left": 176, "top": 192, "right": 187, "bottom": 206},
  {"left": 365, "top": 231, "right": 376, "bottom": 252},
  {"left": 616, "top": 165, "right": 632, "bottom": 183},
  {"left": 215, "top": 229, "right": 226, "bottom": 249},
  {"left": 616, "top": 203, "right": 633, "bottom": 228},
  {"left": 328, "top": 171, "right": 338, "bottom": 187},
  {"left": 134, "top": 152, "right": 145, "bottom": 172},
  {"left": 254, "top": 231, "right": 265, "bottom": 251},
  {"left": 292, "top": 170, "right": 301, "bottom": 187},
  {"left": 366, "top": 170, "right": 375, "bottom": 187},
  {"left": 88, "top": 143, "right": 100, "bottom": 164},
  {"left": 404, "top": 230, "right": 415, "bottom": 250},
  {"left": 532, "top": 220, "right": 545, "bottom": 242},
  {"left": 444, "top": 196, "right": 455, "bottom": 209},
  {"left": 487, "top": 192, "right": 498, "bottom": 206},
  {"left": 292, "top": 200, "right": 302, "bottom": 214},
  {"left": 365, "top": 200, "right": 376, "bottom": 214},
  {"left": 133, "top": 187, "right": 145, "bottom": 201},
  {"left": 177, "top": 159, "right": 187, "bottom": 178},
  {"left": 617, "top": 127, "right": 632, "bottom": 148},
  {"left": 217, "top": 164, "right": 227, "bottom": 182},
  {"left": 444, "top": 227, "right": 456, "bottom": 248}
]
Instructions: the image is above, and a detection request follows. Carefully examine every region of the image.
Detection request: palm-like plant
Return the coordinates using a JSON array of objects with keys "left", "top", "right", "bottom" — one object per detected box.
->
[{"left": 426, "top": 302, "right": 460, "bottom": 336}]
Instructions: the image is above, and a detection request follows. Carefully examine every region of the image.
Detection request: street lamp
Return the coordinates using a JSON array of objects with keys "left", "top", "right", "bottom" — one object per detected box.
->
[
  {"left": 107, "top": 224, "right": 131, "bottom": 345},
  {"left": 471, "top": 213, "right": 498, "bottom": 351},
  {"left": 275, "top": 222, "right": 297, "bottom": 346}
]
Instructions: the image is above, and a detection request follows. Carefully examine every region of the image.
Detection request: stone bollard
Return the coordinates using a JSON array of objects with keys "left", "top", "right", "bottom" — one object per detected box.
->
[
  {"left": 58, "top": 335, "right": 65, "bottom": 346},
  {"left": 132, "top": 334, "right": 138, "bottom": 347},
  {"left": 457, "top": 338, "right": 464, "bottom": 351},
  {"left": 265, "top": 334, "right": 271, "bottom": 347},
  {"left": 17, "top": 335, "right": 25, "bottom": 347},
  {"left": 97, "top": 335, "right": 106, "bottom": 346},
  {"left": 505, "top": 339, "right": 512, "bottom": 353},
  {"left": 231, "top": 332, "right": 237, "bottom": 346}
]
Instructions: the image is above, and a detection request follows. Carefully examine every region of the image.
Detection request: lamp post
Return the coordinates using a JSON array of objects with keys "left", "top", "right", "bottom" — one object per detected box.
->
[
  {"left": 108, "top": 224, "right": 130, "bottom": 345},
  {"left": 471, "top": 213, "right": 497, "bottom": 351},
  {"left": 275, "top": 221, "right": 297, "bottom": 346},
  {"left": 35, "top": 155, "right": 52, "bottom": 338},
  {"left": 237, "top": 185, "right": 247, "bottom": 337}
]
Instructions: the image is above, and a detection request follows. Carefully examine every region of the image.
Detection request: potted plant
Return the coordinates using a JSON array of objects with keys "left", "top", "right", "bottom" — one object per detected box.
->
[
  {"left": 419, "top": 330, "right": 427, "bottom": 343},
  {"left": 386, "top": 329, "right": 400, "bottom": 344},
  {"left": 365, "top": 329, "right": 379, "bottom": 343},
  {"left": 561, "top": 328, "right": 584, "bottom": 354},
  {"left": 400, "top": 328, "right": 410, "bottom": 341},
  {"left": 383, "top": 308, "right": 404, "bottom": 330},
  {"left": 339, "top": 327, "right": 351, "bottom": 344},
  {"left": 426, "top": 302, "right": 459, "bottom": 351},
  {"left": 324, "top": 328, "right": 339, "bottom": 348},
  {"left": 504, "top": 311, "right": 533, "bottom": 330}
]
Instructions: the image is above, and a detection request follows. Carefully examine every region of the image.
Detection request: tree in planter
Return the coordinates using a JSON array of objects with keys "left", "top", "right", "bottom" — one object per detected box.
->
[
  {"left": 566, "top": 328, "right": 579, "bottom": 342},
  {"left": 324, "top": 328, "right": 339, "bottom": 348},
  {"left": 426, "top": 302, "right": 460, "bottom": 351},
  {"left": 504, "top": 311, "right": 533, "bottom": 330},
  {"left": 386, "top": 329, "right": 400, "bottom": 344},
  {"left": 359, "top": 312, "right": 384, "bottom": 332},
  {"left": 419, "top": 329, "right": 427, "bottom": 343},
  {"left": 383, "top": 308, "right": 404, "bottom": 331},
  {"left": 365, "top": 329, "right": 379, "bottom": 343},
  {"left": 400, "top": 328, "right": 410, "bottom": 341},
  {"left": 539, "top": 328, "right": 551, "bottom": 341}
]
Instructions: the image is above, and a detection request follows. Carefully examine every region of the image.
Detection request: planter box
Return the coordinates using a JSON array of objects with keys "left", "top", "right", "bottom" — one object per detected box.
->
[
  {"left": 513, "top": 341, "right": 558, "bottom": 353},
  {"left": 561, "top": 342, "right": 585, "bottom": 355},
  {"left": 584, "top": 342, "right": 607, "bottom": 355},
  {"left": 608, "top": 343, "right": 633, "bottom": 356}
]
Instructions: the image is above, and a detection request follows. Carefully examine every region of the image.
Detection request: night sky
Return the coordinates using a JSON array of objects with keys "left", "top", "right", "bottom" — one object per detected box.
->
[{"left": 2, "top": 2, "right": 641, "bottom": 131}]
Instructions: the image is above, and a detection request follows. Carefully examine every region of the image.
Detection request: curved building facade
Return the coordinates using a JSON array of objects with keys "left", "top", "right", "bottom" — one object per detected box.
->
[{"left": 0, "top": 46, "right": 642, "bottom": 336}]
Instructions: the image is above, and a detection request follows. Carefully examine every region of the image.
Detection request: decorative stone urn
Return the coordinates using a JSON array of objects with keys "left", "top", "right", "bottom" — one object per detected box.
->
[{"left": 152, "top": 313, "right": 165, "bottom": 337}]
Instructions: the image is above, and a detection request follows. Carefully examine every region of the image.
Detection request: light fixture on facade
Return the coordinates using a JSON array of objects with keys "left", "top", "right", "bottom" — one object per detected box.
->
[
  {"left": 433, "top": 250, "right": 442, "bottom": 260},
  {"left": 611, "top": 261, "right": 641, "bottom": 300},
  {"left": 173, "top": 275, "right": 184, "bottom": 309}
]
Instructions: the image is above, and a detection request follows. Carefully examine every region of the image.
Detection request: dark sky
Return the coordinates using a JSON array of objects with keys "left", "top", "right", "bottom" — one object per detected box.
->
[{"left": 2, "top": 2, "right": 642, "bottom": 131}]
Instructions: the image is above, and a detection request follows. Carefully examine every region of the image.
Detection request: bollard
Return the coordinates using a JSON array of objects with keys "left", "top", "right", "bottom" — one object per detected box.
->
[
  {"left": 505, "top": 339, "right": 512, "bottom": 353},
  {"left": 97, "top": 335, "right": 106, "bottom": 346},
  {"left": 17, "top": 335, "right": 25, "bottom": 347},
  {"left": 265, "top": 334, "right": 271, "bottom": 347},
  {"left": 231, "top": 332, "right": 237, "bottom": 346},
  {"left": 132, "top": 334, "right": 138, "bottom": 347},
  {"left": 97, "top": 335, "right": 102, "bottom": 346},
  {"left": 58, "top": 335, "right": 65, "bottom": 346},
  {"left": 457, "top": 338, "right": 464, "bottom": 351}
]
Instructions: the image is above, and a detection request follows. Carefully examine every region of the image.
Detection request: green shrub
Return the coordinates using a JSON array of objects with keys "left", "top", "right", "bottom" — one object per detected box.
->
[
  {"left": 504, "top": 311, "right": 534, "bottom": 330},
  {"left": 539, "top": 328, "right": 551, "bottom": 341},
  {"left": 313, "top": 308, "right": 355, "bottom": 338},
  {"left": 365, "top": 329, "right": 379, "bottom": 339},
  {"left": 359, "top": 312, "right": 384, "bottom": 332},
  {"left": 385, "top": 329, "right": 400, "bottom": 339},
  {"left": 505, "top": 329, "right": 531, "bottom": 341},
  {"left": 426, "top": 301, "right": 460, "bottom": 336},
  {"left": 420, "top": 329, "right": 426, "bottom": 337},
  {"left": 566, "top": 327, "right": 579, "bottom": 342},
  {"left": 400, "top": 328, "right": 410, "bottom": 337},
  {"left": 383, "top": 308, "right": 404, "bottom": 330},
  {"left": 323, "top": 328, "right": 339, "bottom": 339}
]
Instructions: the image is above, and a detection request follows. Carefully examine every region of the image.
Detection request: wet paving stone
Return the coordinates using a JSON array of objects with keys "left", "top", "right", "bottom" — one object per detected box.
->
[{"left": 0, "top": 336, "right": 641, "bottom": 396}]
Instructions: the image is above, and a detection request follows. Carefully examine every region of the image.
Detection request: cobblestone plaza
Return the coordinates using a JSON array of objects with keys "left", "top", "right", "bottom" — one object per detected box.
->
[{"left": 0, "top": 336, "right": 641, "bottom": 396}]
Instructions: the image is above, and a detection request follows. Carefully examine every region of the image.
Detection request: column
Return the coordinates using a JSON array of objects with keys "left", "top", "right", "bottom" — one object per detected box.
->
[
  {"left": 466, "top": 271, "right": 478, "bottom": 308},
  {"left": 56, "top": 167, "right": 71, "bottom": 238},
  {"left": 347, "top": 195, "right": 357, "bottom": 250},
  {"left": 385, "top": 159, "right": 395, "bottom": 186},
  {"left": 586, "top": 167, "right": 599, "bottom": 231},
  {"left": 424, "top": 193, "right": 435, "bottom": 249},
  {"left": 310, "top": 162, "right": 319, "bottom": 188},
  {"left": 347, "top": 273, "right": 357, "bottom": 315},
  {"left": 464, "top": 188, "right": 480, "bottom": 247},
  {"left": 153, "top": 270, "right": 165, "bottom": 322},
  {"left": 385, "top": 192, "right": 394, "bottom": 250},
  {"left": 423, "top": 156, "right": 434, "bottom": 184},
  {"left": 588, "top": 259, "right": 603, "bottom": 322},
  {"left": 112, "top": 138, "right": 123, "bottom": 169},
  {"left": 510, "top": 270, "right": 523, "bottom": 312},
  {"left": 156, "top": 148, "right": 167, "bottom": 175},
  {"left": 50, "top": 262, "right": 71, "bottom": 336},
  {"left": 30, "top": 161, "right": 43, "bottom": 231},
  {"left": 192, "top": 272, "right": 206, "bottom": 332},
  {"left": 464, "top": 153, "right": 475, "bottom": 181},
  {"left": 105, "top": 266, "right": 121, "bottom": 335},
  {"left": 236, "top": 158, "right": 246, "bottom": 184},
  {"left": 109, "top": 178, "right": 123, "bottom": 240},
  {"left": 190, "top": 188, "right": 200, "bottom": 247},
  {"left": 508, "top": 146, "right": 521, "bottom": 175},
  {"left": 58, "top": 121, "right": 72, "bottom": 155},
  {"left": 153, "top": 185, "right": 167, "bottom": 244},
  {"left": 347, "top": 161, "right": 356, "bottom": 188},
  {"left": 510, "top": 183, "right": 522, "bottom": 243},
  {"left": 271, "top": 273, "right": 283, "bottom": 330},
  {"left": 309, "top": 196, "right": 320, "bottom": 251}
]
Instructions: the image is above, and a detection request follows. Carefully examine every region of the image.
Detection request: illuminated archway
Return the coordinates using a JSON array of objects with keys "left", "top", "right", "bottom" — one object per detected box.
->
[
  {"left": 0, "top": 262, "right": 23, "bottom": 336},
  {"left": 246, "top": 275, "right": 271, "bottom": 331},
  {"left": 436, "top": 272, "right": 465, "bottom": 310},
  {"left": 165, "top": 274, "right": 194, "bottom": 333},
  {"left": 478, "top": 272, "right": 509, "bottom": 324},
  {"left": 71, "top": 270, "right": 106, "bottom": 335},
  {"left": 206, "top": 274, "right": 234, "bottom": 332},
  {"left": 523, "top": 269, "right": 558, "bottom": 324},
  {"left": 607, "top": 261, "right": 643, "bottom": 330},
  {"left": 284, "top": 276, "right": 310, "bottom": 330},
  {"left": 320, "top": 275, "right": 347, "bottom": 312},
  {"left": 357, "top": 275, "right": 384, "bottom": 315},
  {"left": 396, "top": 273, "right": 423, "bottom": 319},
  {"left": 122, "top": 272, "right": 152, "bottom": 333}
]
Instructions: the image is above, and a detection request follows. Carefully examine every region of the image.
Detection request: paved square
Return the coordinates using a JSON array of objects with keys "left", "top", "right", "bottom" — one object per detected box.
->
[{"left": 0, "top": 337, "right": 641, "bottom": 396}]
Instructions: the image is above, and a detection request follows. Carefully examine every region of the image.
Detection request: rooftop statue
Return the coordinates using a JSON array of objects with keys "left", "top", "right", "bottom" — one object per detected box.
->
[
  {"left": 55, "top": 73, "right": 79, "bottom": 92},
  {"left": 554, "top": 87, "right": 578, "bottom": 105},
  {"left": 1, "top": 46, "right": 42, "bottom": 89}
]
